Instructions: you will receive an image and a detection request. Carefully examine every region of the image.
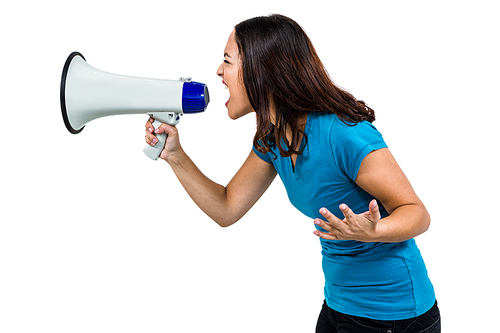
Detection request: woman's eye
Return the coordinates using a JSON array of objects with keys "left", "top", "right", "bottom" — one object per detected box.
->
[{"left": 224, "top": 59, "right": 230, "bottom": 64}]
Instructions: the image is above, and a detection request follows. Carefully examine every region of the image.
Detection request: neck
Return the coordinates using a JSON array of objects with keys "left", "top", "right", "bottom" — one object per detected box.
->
[{"left": 267, "top": 99, "right": 308, "bottom": 152}]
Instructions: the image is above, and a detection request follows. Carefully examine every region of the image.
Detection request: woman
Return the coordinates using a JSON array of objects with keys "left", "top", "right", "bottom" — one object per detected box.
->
[{"left": 145, "top": 14, "right": 440, "bottom": 333}]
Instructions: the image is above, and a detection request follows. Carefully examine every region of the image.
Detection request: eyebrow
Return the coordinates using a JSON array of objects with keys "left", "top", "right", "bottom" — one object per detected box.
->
[{"left": 224, "top": 52, "right": 232, "bottom": 58}]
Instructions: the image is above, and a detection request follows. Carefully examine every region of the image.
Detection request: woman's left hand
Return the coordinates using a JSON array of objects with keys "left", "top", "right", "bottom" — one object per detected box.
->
[{"left": 313, "top": 199, "right": 381, "bottom": 242}]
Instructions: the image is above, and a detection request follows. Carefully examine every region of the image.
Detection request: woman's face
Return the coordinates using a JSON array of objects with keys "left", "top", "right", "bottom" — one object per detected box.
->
[{"left": 217, "top": 30, "right": 254, "bottom": 119}]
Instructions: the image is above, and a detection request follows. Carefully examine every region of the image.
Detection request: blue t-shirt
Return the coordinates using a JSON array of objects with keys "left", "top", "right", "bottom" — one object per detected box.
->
[{"left": 253, "top": 112, "right": 435, "bottom": 320}]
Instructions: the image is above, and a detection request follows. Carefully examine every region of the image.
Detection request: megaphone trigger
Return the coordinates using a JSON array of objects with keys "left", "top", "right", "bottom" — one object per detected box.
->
[
  {"left": 142, "top": 112, "right": 180, "bottom": 160},
  {"left": 143, "top": 118, "right": 168, "bottom": 160}
]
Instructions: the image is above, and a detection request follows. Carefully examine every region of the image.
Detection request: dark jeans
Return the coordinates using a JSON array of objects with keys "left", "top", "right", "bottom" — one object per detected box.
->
[{"left": 316, "top": 300, "right": 440, "bottom": 333}]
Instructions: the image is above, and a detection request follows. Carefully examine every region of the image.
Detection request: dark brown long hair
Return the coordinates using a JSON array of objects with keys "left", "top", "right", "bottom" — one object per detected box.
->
[{"left": 234, "top": 14, "right": 375, "bottom": 158}]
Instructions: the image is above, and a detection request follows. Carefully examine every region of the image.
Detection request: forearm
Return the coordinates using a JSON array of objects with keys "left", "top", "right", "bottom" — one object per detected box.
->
[
  {"left": 146, "top": 122, "right": 272, "bottom": 226},
  {"left": 354, "top": 148, "right": 432, "bottom": 243},
  {"left": 375, "top": 203, "right": 430, "bottom": 243},
  {"left": 166, "top": 147, "right": 234, "bottom": 227}
]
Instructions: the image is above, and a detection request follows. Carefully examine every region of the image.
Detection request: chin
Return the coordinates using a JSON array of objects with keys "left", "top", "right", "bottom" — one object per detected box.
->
[
  {"left": 228, "top": 112, "right": 254, "bottom": 120},
  {"left": 227, "top": 108, "right": 243, "bottom": 120},
  {"left": 227, "top": 106, "right": 255, "bottom": 120}
]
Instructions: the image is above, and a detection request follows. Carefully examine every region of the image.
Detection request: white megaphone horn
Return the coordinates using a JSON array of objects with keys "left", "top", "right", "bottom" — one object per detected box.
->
[{"left": 60, "top": 52, "right": 209, "bottom": 160}]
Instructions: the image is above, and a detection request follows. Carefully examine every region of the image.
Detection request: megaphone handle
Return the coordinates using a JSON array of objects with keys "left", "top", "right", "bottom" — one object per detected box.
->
[{"left": 143, "top": 119, "right": 167, "bottom": 160}]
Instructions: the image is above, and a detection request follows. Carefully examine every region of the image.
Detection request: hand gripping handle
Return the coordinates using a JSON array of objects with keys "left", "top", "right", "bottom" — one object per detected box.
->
[{"left": 143, "top": 113, "right": 180, "bottom": 160}]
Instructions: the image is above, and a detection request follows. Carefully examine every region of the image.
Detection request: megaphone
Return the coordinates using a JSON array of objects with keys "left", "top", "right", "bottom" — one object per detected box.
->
[{"left": 60, "top": 52, "right": 209, "bottom": 160}]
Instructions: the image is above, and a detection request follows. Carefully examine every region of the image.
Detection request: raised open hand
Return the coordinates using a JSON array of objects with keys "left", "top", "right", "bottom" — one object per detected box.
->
[{"left": 313, "top": 199, "right": 382, "bottom": 242}]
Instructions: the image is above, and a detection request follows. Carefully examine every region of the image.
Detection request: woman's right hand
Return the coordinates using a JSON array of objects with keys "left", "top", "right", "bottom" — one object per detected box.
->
[{"left": 145, "top": 117, "right": 182, "bottom": 163}]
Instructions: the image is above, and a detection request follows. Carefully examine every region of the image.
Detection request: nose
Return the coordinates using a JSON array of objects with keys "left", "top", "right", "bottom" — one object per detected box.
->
[{"left": 217, "top": 63, "right": 223, "bottom": 77}]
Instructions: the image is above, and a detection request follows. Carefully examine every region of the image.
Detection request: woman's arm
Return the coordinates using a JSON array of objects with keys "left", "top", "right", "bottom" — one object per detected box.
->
[
  {"left": 146, "top": 119, "right": 277, "bottom": 227},
  {"left": 313, "top": 148, "right": 430, "bottom": 243},
  {"left": 355, "top": 148, "right": 430, "bottom": 242}
]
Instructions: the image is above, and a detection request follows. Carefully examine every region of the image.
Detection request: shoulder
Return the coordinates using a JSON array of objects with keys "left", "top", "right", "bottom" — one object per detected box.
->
[
  {"left": 252, "top": 144, "right": 274, "bottom": 164},
  {"left": 316, "top": 113, "right": 387, "bottom": 181},
  {"left": 308, "top": 112, "right": 384, "bottom": 145},
  {"left": 330, "top": 116, "right": 385, "bottom": 147},
  {"left": 331, "top": 115, "right": 381, "bottom": 135}
]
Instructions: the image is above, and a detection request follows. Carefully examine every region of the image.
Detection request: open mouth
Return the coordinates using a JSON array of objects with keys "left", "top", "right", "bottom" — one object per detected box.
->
[{"left": 223, "top": 80, "right": 230, "bottom": 107}]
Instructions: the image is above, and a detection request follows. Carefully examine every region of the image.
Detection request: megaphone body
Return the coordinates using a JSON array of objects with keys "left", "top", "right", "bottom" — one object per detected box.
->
[{"left": 60, "top": 52, "right": 209, "bottom": 160}]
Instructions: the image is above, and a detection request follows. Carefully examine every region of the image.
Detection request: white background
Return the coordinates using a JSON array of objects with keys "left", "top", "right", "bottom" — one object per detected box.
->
[{"left": 1, "top": 0, "right": 499, "bottom": 331}]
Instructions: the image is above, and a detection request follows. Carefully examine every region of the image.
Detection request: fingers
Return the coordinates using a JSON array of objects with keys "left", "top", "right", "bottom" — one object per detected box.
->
[
  {"left": 313, "top": 228, "right": 338, "bottom": 241},
  {"left": 313, "top": 201, "right": 381, "bottom": 242},
  {"left": 154, "top": 123, "right": 178, "bottom": 137},
  {"left": 368, "top": 199, "right": 381, "bottom": 221},
  {"left": 146, "top": 117, "right": 154, "bottom": 133},
  {"left": 145, "top": 118, "right": 175, "bottom": 147},
  {"left": 339, "top": 204, "right": 356, "bottom": 221},
  {"left": 145, "top": 118, "right": 157, "bottom": 146},
  {"left": 313, "top": 204, "right": 357, "bottom": 240},
  {"left": 153, "top": 123, "right": 168, "bottom": 134},
  {"left": 145, "top": 130, "right": 158, "bottom": 147},
  {"left": 314, "top": 208, "right": 344, "bottom": 240},
  {"left": 313, "top": 217, "right": 340, "bottom": 240}
]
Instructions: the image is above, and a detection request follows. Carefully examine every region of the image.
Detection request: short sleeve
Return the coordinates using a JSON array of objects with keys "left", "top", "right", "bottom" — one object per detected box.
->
[
  {"left": 331, "top": 120, "right": 388, "bottom": 181},
  {"left": 252, "top": 145, "right": 273, "bottom": 164}
]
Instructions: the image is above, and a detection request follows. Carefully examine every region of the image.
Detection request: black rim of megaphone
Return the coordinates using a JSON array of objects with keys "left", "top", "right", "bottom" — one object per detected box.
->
[{"left": 60, "top": 52, "right": 85, "bottom": 134}]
